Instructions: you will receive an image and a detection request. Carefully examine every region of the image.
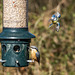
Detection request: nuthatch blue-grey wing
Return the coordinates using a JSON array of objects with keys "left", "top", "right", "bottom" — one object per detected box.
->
[
  {"left": 29, "top": 46, "right": 40, "bottom": 63},
  {"left": 36, "top": 51, "right": 40, "bottom": 63}
]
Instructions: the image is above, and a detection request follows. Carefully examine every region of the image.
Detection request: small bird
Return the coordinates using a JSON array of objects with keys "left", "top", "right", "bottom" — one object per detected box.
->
[
  {"left": 29, "top": 46, "right": 40, "bottom": 63},
  {"left": 49, "top": 12, "right": 61, "bottom": 32}
]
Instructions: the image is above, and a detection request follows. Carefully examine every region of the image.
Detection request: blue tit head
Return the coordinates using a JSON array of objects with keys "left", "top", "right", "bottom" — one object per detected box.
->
[
  {"left": 30, "top": 46, "right": 38, "bottom": 51},
  {"left": 55, "top": 12, "right": 61, "bottom": 18},
  {"left": 51, "top": 15, "right": 56, "bottom": 19},
  {"left": 52, "top": 15, "right": 56, "bottom": 18}
]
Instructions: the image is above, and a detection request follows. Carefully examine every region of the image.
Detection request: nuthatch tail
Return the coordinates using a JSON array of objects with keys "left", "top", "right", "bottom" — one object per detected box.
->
[{"left": 29, "top": 46, "right": 40, "bottom": 63}]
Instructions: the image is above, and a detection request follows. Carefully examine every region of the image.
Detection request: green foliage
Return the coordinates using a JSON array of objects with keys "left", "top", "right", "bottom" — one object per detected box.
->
[{"left": 29, "top": 0, "right": 75, "bottom": 74}]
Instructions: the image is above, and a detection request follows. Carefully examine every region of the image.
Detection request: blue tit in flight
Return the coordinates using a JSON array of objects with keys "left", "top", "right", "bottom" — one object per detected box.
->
[
  {"left": 29, "top": 46, "right": 40, "bottom": 63},
  {"left": 49, "top": 12, "right": 61, "bottom": 32}
]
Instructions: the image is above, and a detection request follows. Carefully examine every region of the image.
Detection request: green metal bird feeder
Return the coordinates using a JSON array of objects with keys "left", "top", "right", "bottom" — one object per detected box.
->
[{"left": 0, "top": 0, "right": 35, "bottom": 67}]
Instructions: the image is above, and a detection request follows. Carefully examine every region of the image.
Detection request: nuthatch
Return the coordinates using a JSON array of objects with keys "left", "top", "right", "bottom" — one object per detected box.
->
[
  {"left": 29, "top": 46, "right": 40, "bottom": 63},
  {"left": 49, "top": 12, "right": 61, "bottom": 32}
]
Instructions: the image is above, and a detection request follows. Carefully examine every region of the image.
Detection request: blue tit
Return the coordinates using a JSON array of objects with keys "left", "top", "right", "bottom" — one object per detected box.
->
[
  {"left": 49, "top": 12, "right": 61, "bottom": 32},
  {"left": 29, "top": 46, "right": 40, "bottom": 63}
]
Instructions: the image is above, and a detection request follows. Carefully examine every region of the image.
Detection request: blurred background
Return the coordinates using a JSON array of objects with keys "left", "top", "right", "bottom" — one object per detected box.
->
[{"left": 0, "top": 0, "right": 75, "bottom": 75}]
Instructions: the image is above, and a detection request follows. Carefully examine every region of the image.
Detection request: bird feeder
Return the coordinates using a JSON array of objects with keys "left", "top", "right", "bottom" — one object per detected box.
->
[{"left": 0, "top": 0, "right": 35, "bottom": 67}]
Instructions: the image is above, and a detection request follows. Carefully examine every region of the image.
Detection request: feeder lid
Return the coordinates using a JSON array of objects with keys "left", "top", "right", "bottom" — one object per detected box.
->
[{"left": 0, "top": 28, "right": 35, "bottom": 39}]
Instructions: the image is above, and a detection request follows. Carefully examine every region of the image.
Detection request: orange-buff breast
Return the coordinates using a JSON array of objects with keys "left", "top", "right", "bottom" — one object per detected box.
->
[{"left": 31, "top": 50, "right": 37, "bottom": 60}]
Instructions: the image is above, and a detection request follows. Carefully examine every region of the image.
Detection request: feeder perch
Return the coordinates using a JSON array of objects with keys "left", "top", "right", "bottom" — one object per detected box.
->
[{"left": 0, "top": 0, "right": 35, "bottom": 67}]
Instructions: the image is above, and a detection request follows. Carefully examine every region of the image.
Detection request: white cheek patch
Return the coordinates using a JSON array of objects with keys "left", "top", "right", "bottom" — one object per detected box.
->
[{"left": 51, "top": 17, "right": 54, "bottom": 19}]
